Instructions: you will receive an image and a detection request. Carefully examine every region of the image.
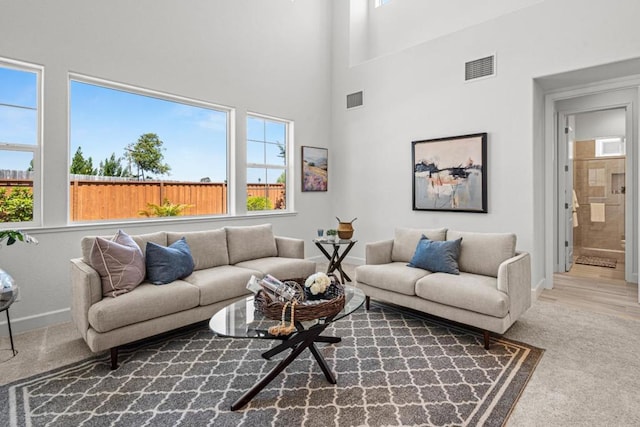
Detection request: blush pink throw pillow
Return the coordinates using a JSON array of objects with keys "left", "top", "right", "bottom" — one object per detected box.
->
[{"left": 90, "top": 230, "right": 145, "bottom": 298}]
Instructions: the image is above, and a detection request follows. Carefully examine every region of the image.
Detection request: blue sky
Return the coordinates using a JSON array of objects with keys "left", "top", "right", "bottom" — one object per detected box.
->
[
  {"left": 1, "top": 67, "right": 287, "bottom": 184},
  {"left": 70, "top": 81, "right": 228, "bottom": 182}
]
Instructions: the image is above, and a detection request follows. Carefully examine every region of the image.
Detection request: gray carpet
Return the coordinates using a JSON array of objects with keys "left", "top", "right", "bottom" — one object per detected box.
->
[
  {"left": 0, "top": 304, "right": 542, "bottom": 427},
  {"left": 504, "top": 300, "right": 640, "bottom": 426}
]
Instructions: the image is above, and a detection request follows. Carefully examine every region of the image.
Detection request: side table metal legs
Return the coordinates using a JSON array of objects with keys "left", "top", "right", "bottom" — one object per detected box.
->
[
  {"left": 314, "top": 240, "right": 356, "bottom": 283},
  {"left": 5, "top": 309, "right": 16, "bottom": 356}
]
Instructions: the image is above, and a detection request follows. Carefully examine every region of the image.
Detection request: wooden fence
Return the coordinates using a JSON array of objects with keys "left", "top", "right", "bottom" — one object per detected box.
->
[{"left": 1, "top": 178, "right": 285, "bottom": 221}]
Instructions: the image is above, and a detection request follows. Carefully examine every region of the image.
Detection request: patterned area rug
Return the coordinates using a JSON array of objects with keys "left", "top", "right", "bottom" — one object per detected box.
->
[
  {"left": 575, "top": 255, "right": 617, "bottom": 268},
  {"left": 0, "top": 304, "right": 543, "bottom": 427}
]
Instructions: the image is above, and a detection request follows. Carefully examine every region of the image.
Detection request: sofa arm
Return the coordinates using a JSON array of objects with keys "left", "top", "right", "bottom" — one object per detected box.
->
[
  {"left": 497, "top": 251, "right": 531, "bottom": 321},
  {"left": 70, "top": 258, "right": 103, "bottom": 341},
  {"left": 275, "top": 236, "right": 304, "bottom": 259},
  {"left": 366, "top": 239, "right": 394, "bottom": 265}
]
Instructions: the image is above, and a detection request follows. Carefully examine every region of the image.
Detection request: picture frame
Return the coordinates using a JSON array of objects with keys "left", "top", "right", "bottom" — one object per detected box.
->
[
  {"left": 412, "top": 132, "right": 487, "bottom": 213},
  {"left": 301, "top": 146, "right": 328, "bottom": 192}
]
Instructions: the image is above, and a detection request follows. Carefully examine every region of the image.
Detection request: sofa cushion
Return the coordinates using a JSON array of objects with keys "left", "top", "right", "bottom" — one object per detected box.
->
[
  {"left": 87, "top": 281, "right": 199, "bottom": 333},
  {"left": 235, "top": 257, "right": 317, "bottom": 282},
  {"left": 183, "top": 265, "right": 256, "bottom": 305},
  {"left": 446, "top": 230, "right": 516, "bottom": 277},
  {"left": 355, "top": 262, "right": 430, "bottom": 296},
  {"left": 81, "top": 231, "right": 167, "bottom": 263},
  {"left": 226, "top": 224, "right": 278, "bottom": 265},
  {"left": 89, "top": 230, "right": 146, "bottom": 298},
  {"left": 408, "top": 237, "right": 462, "bottom": 274},
  {"left": 415, "top": 272, "right": 509, "bottom": 318},
  {"left": 167, "top": 229, "right": 229, "bottom": 270},
  {"left": 145, "top": 238, "right": 195, "bottom": 285},
  {"left": 391, "top": 227, "right": 447, "bottom": 263}
]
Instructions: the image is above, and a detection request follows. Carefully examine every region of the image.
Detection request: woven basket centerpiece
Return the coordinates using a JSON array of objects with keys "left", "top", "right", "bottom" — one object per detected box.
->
[{"left": 254, "top": 275, "right": 345, "bottom": 322}]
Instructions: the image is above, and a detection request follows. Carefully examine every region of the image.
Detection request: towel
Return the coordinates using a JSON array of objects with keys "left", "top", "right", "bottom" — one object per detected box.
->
[
  {"left": 590, "top": 203, "right": 605, "bottom": 222},
  {"left": 572, "top": 190, "right": 579, "bottom": 227}
]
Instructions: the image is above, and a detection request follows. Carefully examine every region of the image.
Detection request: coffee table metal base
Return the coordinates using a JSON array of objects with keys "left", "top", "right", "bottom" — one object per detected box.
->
[{"left": 231, "top": 320, "right": 340, "bottom": 411}]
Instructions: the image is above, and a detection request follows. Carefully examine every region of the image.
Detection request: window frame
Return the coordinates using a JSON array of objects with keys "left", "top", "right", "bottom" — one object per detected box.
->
[
  {"left": 68, "top": 73, "right": 234, "bottom": 222},
  {"left": 246, "top": 112, "right": 294, "bottom": 213},
  {"left": 0, "top": 57, "right": 43, "bottom": 228}
]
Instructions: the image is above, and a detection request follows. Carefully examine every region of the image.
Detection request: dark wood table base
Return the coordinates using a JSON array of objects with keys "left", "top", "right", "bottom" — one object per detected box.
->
[{"left": 231, "top": 320, "right": 340, "bottom": 411}]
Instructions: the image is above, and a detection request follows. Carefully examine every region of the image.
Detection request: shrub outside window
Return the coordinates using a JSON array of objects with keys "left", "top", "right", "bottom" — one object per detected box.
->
[
  {"left": 0, "top": 60, "right": 41, "bottom": 225},
  {"left": 69, "top": 76, "right": 229, "bottom": 222},
  {"left": 246, "top": 114, "right": 290, "bottom": 211}
]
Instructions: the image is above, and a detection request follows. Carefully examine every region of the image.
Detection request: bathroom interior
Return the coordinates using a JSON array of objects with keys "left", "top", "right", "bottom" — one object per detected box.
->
[{"left": 571, "top": 108, "right": 626, "bottom": 275}]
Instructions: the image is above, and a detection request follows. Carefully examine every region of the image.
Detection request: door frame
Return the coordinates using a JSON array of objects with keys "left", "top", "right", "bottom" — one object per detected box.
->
[
  {"left": 556, "top": 106, "right": 631, "bottom": 277},
  {"left": 544, "top": 80, "right": 639, "bottom": 288}
]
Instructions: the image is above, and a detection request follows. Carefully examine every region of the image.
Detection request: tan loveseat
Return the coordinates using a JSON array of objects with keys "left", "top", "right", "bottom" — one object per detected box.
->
[
  {"left": 354, "top": 228, "right": 531, "bottom": 348},
  {"left": 70, "top": 224, "right": 316, "bottom": 368}
]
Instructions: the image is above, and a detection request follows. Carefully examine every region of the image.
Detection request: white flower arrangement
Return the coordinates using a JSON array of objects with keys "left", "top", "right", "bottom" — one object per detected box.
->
[{"left": 304, "top": 272, "right": 331, "bottom": 296}]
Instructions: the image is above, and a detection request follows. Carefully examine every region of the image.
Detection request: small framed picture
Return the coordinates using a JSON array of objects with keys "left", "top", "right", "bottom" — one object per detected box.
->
[
  {"left": 302, "top": 146, "right": 328, "bottom": 192},
  {"left": 412, "top": 133, "right": 487, "bottom": 213}
]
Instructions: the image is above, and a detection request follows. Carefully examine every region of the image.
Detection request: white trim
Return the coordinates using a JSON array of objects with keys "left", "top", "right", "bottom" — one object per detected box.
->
[
  {"left": 543, "top": 75, "right": 640, "bottom": 288},
  {"left": 66, "top": 72, "right": 234, "bottom": 221},
  {"left": 68, "top": 72, "right": 232, "bottom": 113},
  {"left": 245, "top": 112, "right": 294, "bottom": 213},
  {"left": 0, "top": 307, "right": 70, "bottom": 335},
  {"left": 0, "top": 56, "right": 44, "bottom": 229}
]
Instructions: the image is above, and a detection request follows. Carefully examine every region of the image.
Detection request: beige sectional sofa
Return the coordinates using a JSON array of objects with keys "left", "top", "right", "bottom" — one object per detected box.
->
[
  {"left": 354, "top": 228, "right": 531, "bottom": 349},
  {"left": 70, "top": 224, "right": 316, "bottom": 368}
]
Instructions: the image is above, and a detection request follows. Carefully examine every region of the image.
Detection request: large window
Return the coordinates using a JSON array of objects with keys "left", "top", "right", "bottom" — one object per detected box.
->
[
  {"left": 0, "top": 60, "right": 41, "bottom": 225},
  {"left": 69, "top": 76, "right": 229, "bottom": 222},
  {"left": 247, "top": 114, "right": 290, "bottom": 211}
]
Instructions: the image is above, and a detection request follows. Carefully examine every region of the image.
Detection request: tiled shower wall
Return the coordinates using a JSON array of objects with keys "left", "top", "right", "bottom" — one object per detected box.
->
[{"left": 573, "top": 140, "right": 625, "bottom": 260}]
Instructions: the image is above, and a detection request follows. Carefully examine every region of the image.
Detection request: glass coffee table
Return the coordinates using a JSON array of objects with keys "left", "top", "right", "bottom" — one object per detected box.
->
[{"left": 210, "top": 285, "right": 365, "bottom": 410}]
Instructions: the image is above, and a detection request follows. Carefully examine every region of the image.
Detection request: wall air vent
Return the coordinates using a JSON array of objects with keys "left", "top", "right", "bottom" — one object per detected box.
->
[
  {"left": 347, "top": 91, "right": 364, "bottom": 109},
  {"left": 465, "top": 55, "right": 496, "bottom": 82}
]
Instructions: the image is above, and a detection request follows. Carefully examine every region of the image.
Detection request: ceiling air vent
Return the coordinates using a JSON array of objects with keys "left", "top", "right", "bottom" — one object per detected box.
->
[
  {"left": 465, "top": 55, "right": 496, "bottom": 82},
  {"left": 347, "top": 91, "right": 363, "bottom": 109}
]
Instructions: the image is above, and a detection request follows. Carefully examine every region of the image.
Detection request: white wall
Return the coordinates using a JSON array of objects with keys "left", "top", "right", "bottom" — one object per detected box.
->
[
  {"left": 349, "top": 0, "right": 543, "bottom": 65},
  {"left": 331, "top": 0, "right": 640, "bottom": 290},
  {"left": 575, "top": 109, "right": 626, "bottom": 141},
  {"left": 0, "top": 0, "right": 333, "bottom": 332}
]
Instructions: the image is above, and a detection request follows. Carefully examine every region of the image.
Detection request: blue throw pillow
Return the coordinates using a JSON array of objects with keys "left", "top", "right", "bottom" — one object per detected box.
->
[
  {"left": 408, "top": 236, "right": 462, "bottom": 274},
  {"left": 145, "top": 238, "right": 195, "bottom": 285}
]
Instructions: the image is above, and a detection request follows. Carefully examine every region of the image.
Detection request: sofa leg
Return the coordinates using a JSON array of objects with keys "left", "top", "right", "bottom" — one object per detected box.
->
[
  {"left": 483, "top": 331, "right": 491, "bottom": 350},
  {"left": 365, "top": 296, "right": 370, "bottom": 310},
  {"left": 110, "top": 347, "right": 119, "bottom": 370}
]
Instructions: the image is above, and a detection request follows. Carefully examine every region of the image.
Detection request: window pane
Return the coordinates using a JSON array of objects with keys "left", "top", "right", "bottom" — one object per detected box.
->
[
  {"left": 70, "top": 79, "right": 229, "bottom": 221},
  {"left": 265, "top": 121, "right": 285, "bottom": 143},
  {"left": 0, "top": 65, "right": 38, "bottom": 146},
  {"left": 246, "top": 114, "right": 290, "bottom": 213},
  {"left": 0, "top": 105, "right": 37, "bottom": 145},
  {"left": 247, "top": 140, "right": 265, "bottom": 164},
  {"left": 247, "top": 116, "right": 265, "bottom": 141},
  {"left": 0, "top": 150, "right": 34, "bottom": 222},
  {"left": 265, "top": 142, "right": 285, "bottom": 166},
  {"left": 0, "top": 67, "right": 37, "bottom": 108}
]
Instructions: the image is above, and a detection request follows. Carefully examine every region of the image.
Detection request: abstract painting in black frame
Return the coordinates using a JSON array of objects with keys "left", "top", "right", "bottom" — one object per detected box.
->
[{"left": 412, "top": 133, "right": 487, "bottom": 213}]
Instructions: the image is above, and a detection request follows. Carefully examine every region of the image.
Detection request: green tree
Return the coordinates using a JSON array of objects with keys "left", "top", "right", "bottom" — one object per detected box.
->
[
  {"left": 125, "top": 133, "right": 171, "bottom": 180},
  {"left": 139, "top": 198, "right": 192, "bottom": 217},
  {"left": 99, "top": 153, "right": 128, "bottom": 177},
  {"left": 70, "top": 147, "right": 97, "bottom": 175},
  {"left": 247, "top": 196, "right": 272, "bottom": 211},
  {"left": 0, "top": 188, "right": 33, "bottom": 222}
]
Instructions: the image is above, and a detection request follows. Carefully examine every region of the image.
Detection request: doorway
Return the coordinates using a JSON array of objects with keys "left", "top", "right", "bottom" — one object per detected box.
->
[
  {"left": 554, "top": 88, "right": 636, "bottom": 286},
  {"left": 565, "top": 108, "right": 627, "bottom": 280}
]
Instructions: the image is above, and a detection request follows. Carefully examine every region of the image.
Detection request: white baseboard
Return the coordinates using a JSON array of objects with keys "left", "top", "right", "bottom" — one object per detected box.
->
[
  {"left": 0, "top": 307, "right": 71, "bottom": 335},
  {"left": 531, "top": 278, "right": 546, "bottom": 300}
]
